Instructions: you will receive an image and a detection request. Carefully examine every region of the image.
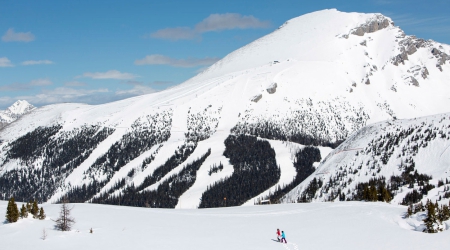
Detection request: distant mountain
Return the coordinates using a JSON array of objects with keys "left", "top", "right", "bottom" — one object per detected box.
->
[
  {"left": 0, "top": 100, "right": 35, "bottom": 129},
  {"left": 0, "top": 10, "right": 449, "bottom": 208}
]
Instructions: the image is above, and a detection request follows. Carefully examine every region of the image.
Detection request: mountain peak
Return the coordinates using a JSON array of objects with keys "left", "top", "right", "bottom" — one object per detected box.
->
[
  {"left": 189, "top": 10, "right": 397, "bottom": 83},
  {"left": 0, "top": 100, "right": 35, "bottom": 126},
  {"left": 7, "top": 100, "right": 35, "bottom": 115}
]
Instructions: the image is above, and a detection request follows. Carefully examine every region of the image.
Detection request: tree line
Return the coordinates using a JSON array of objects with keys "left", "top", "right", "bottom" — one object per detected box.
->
[{"left": 199, "top": 135, "right": 280, "bottom": 208}]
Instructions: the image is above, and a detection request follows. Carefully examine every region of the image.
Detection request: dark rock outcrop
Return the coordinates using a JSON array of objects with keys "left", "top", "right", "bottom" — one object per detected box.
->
[
  {"left": 266, "top": 83, "right": 277, "bottom": 94},
  {"left": 251, "top": 94, "right": 263, "bottom": 103}
]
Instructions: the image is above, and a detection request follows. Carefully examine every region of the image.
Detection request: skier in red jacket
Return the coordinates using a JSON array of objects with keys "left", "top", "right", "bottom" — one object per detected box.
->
[{"left": 276, "top": 228, "right": 281, "bottom": 242}]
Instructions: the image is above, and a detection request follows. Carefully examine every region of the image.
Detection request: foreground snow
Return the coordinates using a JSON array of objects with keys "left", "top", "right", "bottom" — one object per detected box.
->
[{"left": 0, "top": 201, "right": 448, "bottom": 250}]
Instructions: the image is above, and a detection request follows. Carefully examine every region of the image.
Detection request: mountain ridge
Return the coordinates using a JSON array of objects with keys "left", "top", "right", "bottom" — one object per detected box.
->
[{"left": 0, "top": 10, "right": 449, "bottom": 208}]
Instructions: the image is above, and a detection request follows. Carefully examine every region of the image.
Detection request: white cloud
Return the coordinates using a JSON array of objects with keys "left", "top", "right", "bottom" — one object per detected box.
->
[
  {"left": 19, "top": 87, "right": 110, "bottom": 106},
  {"left": 22, "top": 60, "right": 54, "bottom": 65},
  {"left": 29, "top": 78, "right": 52, "bottom": 86},
  {"left": 0, "top": 83, "right": 28, "bottom": 91},
  {"left": 0, "top": 85, "right": 157, "bottom": 109},
  {"left": 150, "top": 13, "right": 270, "bottom": 40},
  {"left": 0, "top": 57, "right": 14, "bottom": 67},
  {"left": 82, "top": 70, "right": 138, "bottom": 80},
  {"left": 2, "top": 28, "right": 35, "bottom": 42},
  {"left": 65, "top": 81, "right": 87, "bottom": 87},
  {"left": 0, "top": 78, "right": 52, "bottom": 91},
  {"left": 134, "top": 54, "right": 220, "bottom": 67},
  {"left": 150, "top": 27, "right": 197, "bottom": 41},
  {"left": 195, "top": 13, "right": 270, "bottom": 32},
  {"left": 115, "top": 85, "right": 156, "bottom": 96}
]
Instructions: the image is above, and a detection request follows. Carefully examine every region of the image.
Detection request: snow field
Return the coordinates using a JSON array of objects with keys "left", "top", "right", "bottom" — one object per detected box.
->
[{"left": 1, "top": 201, "right": 449, "bottom": 250}]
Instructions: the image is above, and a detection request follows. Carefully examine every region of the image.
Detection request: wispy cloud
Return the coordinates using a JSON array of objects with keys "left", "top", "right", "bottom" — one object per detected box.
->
[
  {"left": 65, "top": 81, "right": 87, "bottom": 87},
  {"left": 390, "top": 13, "right": 450, "bottom": 34},
  {"left": 82, "top": 70, "right": 138, "bottom": 80},
  {"left": 30, "top": 78, "right": 52, "bottom": 86},
  {"left": 115, "top": 85, "right": 156, "bottom": 96},
  {"left": 19, "top": 87, "right": 110, "bottom": 106},
  {"left": 149, "top": 13, "right": 270, "bottom": 41},
  {"left": 135, "top": 54, "right": 220, "bottom": 67},
  {"left": 0, "top": 57, "right": 14, "bottom": 67},
  {"left": 0, "top": 78, "right": 53, "bottom": 92},
  {"left": 2, "top": 28, "right": 35, "bottom": 42},
  {"left": 150, "top": 27, "right": 198, "bottom": 41},
  {"left": 195, "top": 13, "right": 270, "bottom": 32},
  {"left": 0, "top": 83, "right": 30, "bottom": 92},
  {"left": 22, "top": 60, "right": 54, "bottom": 66},
  {"left": 0, "top": 85, "right": 157, "bottom": 109},
  {"left": 123, "top": 80, "right": 144, "bottom": 85}
]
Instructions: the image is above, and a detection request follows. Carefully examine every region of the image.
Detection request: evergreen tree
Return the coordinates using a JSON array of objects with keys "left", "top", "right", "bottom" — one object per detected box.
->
[
  {"left": 31, "top": 200, "right": 39, "bottom": 218},
  {"left": 5, "top": 197, "right": 19, "bottom": 223},
  {"left": 381, "top": 186, "right": 391, "bottom": 202},
  {"left": 369, "top": 185, "right": 377, "bottom": 201},
  {"left": 441, "top": 204, "right": 450, "bottom": 221},
  {"left": 20, "top": 204, "right": 28, "bottom": 218},
  {"left": 407, "top": 204, "right": 413, "bottom": 217},
  {"left": 38, "top": 207, "right": 46, "bottom": 220},
  {"left": 423, "top": 200, "right": 437, "bottom": 233}
]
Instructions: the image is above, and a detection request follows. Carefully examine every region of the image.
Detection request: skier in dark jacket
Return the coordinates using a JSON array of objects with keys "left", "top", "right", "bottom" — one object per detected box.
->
[{"left": 281, "top": 231, "right": 287, "bottom": 243}]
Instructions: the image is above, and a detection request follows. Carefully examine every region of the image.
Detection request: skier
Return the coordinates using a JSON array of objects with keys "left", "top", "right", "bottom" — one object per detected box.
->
[
  {"left": 281, "top": 231, "right": 287, "bottom": 243},
  {"left": 276, "top": 228, "right": 281, "bottom": 242}
]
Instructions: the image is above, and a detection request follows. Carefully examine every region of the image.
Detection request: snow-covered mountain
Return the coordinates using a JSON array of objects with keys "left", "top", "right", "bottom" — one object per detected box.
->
[
  {"left": 283, "top": 112, "right": 450, "bottom": 205},
  {"left": 0, "top": 9, "right": 449, "bottom": 208},
  {"left": 0, "top": 100, "right": 35, "bottom": 129}
]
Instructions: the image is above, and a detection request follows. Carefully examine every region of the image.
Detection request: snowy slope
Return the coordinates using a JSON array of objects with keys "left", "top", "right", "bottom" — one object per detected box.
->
[
  {"left": 284, "top": 112, "right": 450, "bottom": 204},
  {"left": 0, "top": 100, "right": 35, "bottom": 129},
  {"left": 0, "top": 201, "right": 449, "bottom": 250},
  {"left": 0, "top": 9, "right": 450, "bottom": 208}
]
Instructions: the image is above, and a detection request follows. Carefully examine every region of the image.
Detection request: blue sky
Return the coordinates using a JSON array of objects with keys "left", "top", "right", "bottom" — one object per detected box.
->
[{"left": 0, "top": 0, "right": 449, "bottom": 109}]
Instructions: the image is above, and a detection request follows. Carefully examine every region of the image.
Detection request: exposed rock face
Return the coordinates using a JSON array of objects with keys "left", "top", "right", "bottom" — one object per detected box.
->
[
  {"left": 251, "top": 94, "right": 263, "bottom": 103},
  {"left": 0, "top": 122, "right": 7, "bottom": 130},
  {"left": 266, "top": 83, "right": 277, "bottom": 94},
  {"left": 391, "top": 37, "right": 428, "bottom": 66},
  {"left": 364, "top": 78, "right": 371, "bottom": 85},
  {"left": 391, "top": 51, "right": 409, "bottom": 66},
  {"left": 390, "top": 37, "right": 449, "bottom": 72},
  {"left": 403, "top": 76, "right": 419, "bottom": 87},
  {"left": 431, "top": 48, "right": 450, "bottom": 70},
  {"left": 351, "top": 15, "right": 393, "bottom": 36},
  {"left": 408, "top": 65, "right": 429, "bottom": 79}
]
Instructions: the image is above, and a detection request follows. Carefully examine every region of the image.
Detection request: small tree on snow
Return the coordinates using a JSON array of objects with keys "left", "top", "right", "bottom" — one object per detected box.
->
[
  {"left": 31, "top": 200, "right": 39, "bottom": 218},
  {"left": 5, "top": 197, "right": 19, "bottom": 223},
  {"left": 38, "top": 207, "right": 46, "bottom": 220},
  {"left": 54, "top": 200, "right": 75, "bottom": 231},
  {"left": 20, "top": 204, "right": 28, "bottom": 218}
]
